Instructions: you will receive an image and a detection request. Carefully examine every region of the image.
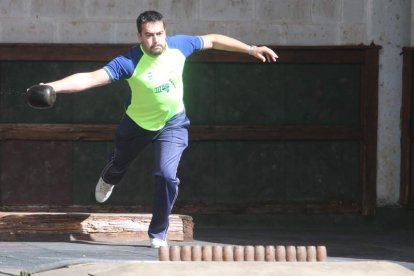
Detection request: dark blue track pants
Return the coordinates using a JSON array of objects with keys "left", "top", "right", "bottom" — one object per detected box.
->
[{"left": 100, "top": 111, "right": 189, "bottom": 240}]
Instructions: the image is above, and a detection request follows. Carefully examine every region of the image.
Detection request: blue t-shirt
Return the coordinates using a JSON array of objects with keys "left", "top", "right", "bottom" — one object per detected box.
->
[{"left": 104, "top": 35, "right": 204, "bottom": 130}]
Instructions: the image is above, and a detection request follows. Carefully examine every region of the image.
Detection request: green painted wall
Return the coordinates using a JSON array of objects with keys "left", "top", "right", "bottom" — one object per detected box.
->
[{"left": 0, "top": 61, "right": 361, "bottom": 207}]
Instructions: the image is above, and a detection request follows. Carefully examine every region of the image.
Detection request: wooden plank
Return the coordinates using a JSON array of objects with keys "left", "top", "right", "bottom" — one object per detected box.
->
[
  {"left": 0, "top": 44, "right": 374, "bottom": 63},
  {"left": 190, "top": 125, "right": 362, "bottom": 141},
  {"left": 189, "top": 46, "right": 368, "bottom": 64},
  {"left": 0, "top": 44, "right": 132, "bottom": 61},
  {"left": 401, "top": 48, "right": 413, "bottom": 205},
  {"left": 175, "top": 202, "right": 360, "bottom": 214},
  {"left": 0, "top": 212, "right": 193, "bottom": 241},
  {"left": 0, "top": 123, "right": 116, "bottom": 141},
  {"left": 360, "top": 46, "right": 379, "bottom": 216},
  {"left": 359, "top": 51, "right": 369, "bottom": 215},
  {"left": 0, "top": 124, "right": 362, "bottom": 141},
  {"left": 0, "top": 202, "right": 361, "bottom": 215}
]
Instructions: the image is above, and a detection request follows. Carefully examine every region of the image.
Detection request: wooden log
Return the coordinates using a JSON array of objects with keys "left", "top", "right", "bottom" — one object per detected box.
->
[{"left": 0, "top": 212, "right": 193, "bottom": 242}]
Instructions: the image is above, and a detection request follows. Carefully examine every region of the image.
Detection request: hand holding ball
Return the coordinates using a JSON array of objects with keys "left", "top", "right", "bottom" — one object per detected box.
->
[{"left": 26, "top": 84, "right": 56, "bottom": 109}]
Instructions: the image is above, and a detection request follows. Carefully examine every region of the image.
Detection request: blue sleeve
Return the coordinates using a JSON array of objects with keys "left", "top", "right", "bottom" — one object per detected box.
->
[
  {"left": 103, "top": 46, "right": 143, "bottom": 81},
  {"left": 167, "top": 35, "right": 204, "bottom": 57}
]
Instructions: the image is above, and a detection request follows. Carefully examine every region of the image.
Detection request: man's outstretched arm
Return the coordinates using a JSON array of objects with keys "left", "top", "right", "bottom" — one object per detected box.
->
[
  {"left": 45, "top": 68, "right": 112, "bottom": 93},
  {"left": 201, "top": 34, "right": 278, "bottom": 63}
]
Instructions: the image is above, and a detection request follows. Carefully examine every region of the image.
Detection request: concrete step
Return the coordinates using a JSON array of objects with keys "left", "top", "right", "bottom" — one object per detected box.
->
[{"left": 32, "top": 261, "right": 414, "bottom": 276}]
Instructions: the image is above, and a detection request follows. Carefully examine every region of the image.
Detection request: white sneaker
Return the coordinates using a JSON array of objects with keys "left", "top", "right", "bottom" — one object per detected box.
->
[
  {"left": 150, "top": 238, "right": 168, "bottom": 249},
  {"left": 95, "top": 177, "right": 114, "bottom": 203}
]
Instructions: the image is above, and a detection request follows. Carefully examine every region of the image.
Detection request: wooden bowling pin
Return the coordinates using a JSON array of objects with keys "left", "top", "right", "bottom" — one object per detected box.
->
[
  {"left": 159, "top": 246, "right": 169, "bottom": 261},
  {"left": 180, "top": 245, "right": 192, "bottom": 261},
  {"left": 254, "top": 245, "right": 265, "bottom": 261},
  {"left": 223, "top": 245, "right": 234, "bottom": 261},
  {"left": 202, "top": 245, "right": 213, "bottom": 261},
  {"left": 276, "top": 245, "right": 286, "bottom": 262},
  {"left": 234, "top": 245, "right": 244, "bottom": 261},
  {"left": 306, "top": 246, "right": 317, "bottom": 262},
  {"left": 317, "top": 246, "right": 327, "bottom": 262},
  {"left": 244, "top": 246, "right": 255, "bottom": 261},
  {"left": 191, "top": 245, "right": 202, "bottom": 261},
  {"left": 296, "top": 246, "right": 306, "bottom": 262},
  {"left": 170, "top": 245, "right": 181, "bottom": 261},
  {"left": 212, "top": 245, "right": 223, "bottom": 261},
  {"left": 286, "top": 246, "right": 297, "bottom": 262},
  {"left": 265, "top": 246, "right": 275, "bottom": 262}
]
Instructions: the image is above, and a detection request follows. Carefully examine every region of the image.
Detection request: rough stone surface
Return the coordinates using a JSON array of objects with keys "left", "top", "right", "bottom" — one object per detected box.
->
[{"left": 367, "top": 0, "right": 411, "bottom": 205}]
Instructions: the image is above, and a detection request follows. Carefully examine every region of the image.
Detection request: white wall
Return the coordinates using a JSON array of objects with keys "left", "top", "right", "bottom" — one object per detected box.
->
[
  {"left": 0, "top": 0, "right": 371, "bottom": 45},
  {"left": 0, "top": 0, "right": 412, "bottom": 206},
  {"left": 367, "top": 0, "right": 411, "bottom": 206},
  {"left": 412, "top": 1, "right": 414, "bottom": 45}
]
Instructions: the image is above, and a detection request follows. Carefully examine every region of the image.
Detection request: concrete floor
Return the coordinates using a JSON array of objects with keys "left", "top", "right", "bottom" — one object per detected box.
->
[{"left": 0, "top": 211, "right": 413, "bottom": 275}]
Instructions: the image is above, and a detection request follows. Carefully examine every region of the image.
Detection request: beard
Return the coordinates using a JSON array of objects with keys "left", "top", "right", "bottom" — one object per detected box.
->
[{"left": 149, "top": 43, "right": 165, "bottom": 56}]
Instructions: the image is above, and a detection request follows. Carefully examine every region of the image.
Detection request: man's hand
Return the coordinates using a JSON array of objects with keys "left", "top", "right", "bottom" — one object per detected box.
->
[
  {"left": 201, "top": 34, "right": 279, "bottom": 63},
  {"left": 250, "top": 46, "right": 278, "bottom": 63}
]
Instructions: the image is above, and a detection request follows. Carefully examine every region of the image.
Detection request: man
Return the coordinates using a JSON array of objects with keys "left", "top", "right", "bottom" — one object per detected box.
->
[{"left": 43, "top": 10, "right": 278, "bottom": 248}]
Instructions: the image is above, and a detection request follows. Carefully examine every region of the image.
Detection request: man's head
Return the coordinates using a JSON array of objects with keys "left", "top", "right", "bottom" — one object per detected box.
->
[{"left": 136, "top": 10, "right": 166, "bottom": 56}]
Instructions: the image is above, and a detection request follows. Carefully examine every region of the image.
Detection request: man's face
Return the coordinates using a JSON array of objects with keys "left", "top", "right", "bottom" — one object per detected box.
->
[{"left": 138, "top": 21, "right": 166, "bottom": 56}]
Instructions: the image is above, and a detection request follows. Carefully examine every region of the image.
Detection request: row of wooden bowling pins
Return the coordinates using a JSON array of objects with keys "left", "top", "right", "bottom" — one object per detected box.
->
[{"left": 159, "top": 245, "right": 327, "bottom": 262}]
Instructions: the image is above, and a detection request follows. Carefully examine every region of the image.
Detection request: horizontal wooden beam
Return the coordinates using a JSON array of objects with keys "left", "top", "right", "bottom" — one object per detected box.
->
[
  {"left": 0, "top": 124, "right": 362, "bottom": 141},
  {"left": 0, "top": 44, "right": 132, "bottom": 61},
  {"left": 176, "top": 202, "right": 361, "bottom": 214},
  {"left": 0, "top": 123, "right": 116, "bottom": 141},
  {"left": 190, "top": 125, "right": 362, "bottom": 141},
  {"left": 0, "top": 44, "right": 379, "bottom": 64},
  {"left": 0, "top": 202, "right": 361, "bottom": 214},
  {"left": 189, "top": 46, "right": 370, "bottom": 64}
]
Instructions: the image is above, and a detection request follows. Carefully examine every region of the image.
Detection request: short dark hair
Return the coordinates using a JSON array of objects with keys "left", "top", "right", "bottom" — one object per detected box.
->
[{"left": 136, "top": 10, "right": 165, "bottom": 33}]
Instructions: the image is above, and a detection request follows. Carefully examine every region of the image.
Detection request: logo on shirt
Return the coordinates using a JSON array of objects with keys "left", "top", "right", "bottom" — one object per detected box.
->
[
  {"left": 155, "top": 83, "right": 170, "bottom": 94},
  {"left": 154, "top": 79, "right": 176, "bottom": 94}
]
